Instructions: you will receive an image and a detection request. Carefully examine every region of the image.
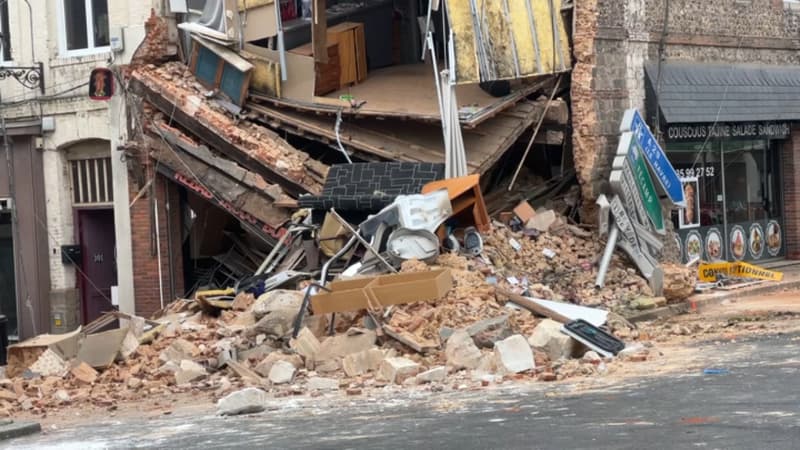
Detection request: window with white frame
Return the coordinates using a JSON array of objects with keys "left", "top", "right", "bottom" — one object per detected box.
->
[
  {"left": 0, "top": 1, "right": 11, "bottom": 62},
  {"left": 59, "top": 0, "right": 110, "bottom": 56}
]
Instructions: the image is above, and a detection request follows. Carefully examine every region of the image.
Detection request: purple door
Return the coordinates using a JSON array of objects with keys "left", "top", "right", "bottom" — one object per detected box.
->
[{"left": 77, "top": 209, "right": 117, "bottom": 324}]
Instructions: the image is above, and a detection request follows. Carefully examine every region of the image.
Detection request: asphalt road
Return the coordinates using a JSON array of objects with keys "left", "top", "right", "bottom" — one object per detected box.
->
[{"left": 6, "top": 331, "right": 800, "bottom": 450}]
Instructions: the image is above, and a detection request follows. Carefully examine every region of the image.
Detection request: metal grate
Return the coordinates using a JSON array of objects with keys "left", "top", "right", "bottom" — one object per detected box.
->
[{"left": 71, "top": 158, "right": 113, "bottom": 205}]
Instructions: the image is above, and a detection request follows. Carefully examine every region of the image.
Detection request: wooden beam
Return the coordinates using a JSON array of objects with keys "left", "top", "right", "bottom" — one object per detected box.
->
[
  {"left": 312, "top": 0, "right": 328, "bottom": 63},
  {"left": 496, "top": 289, "right": 571, "bottom": 324}
]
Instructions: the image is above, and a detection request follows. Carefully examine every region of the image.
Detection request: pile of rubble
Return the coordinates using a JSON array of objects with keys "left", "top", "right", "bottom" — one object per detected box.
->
[
  {"left": 482, "top": 223, "right": 655, "bottom": 309},
  {"left": 0, "top": 215, "right": 682, "bottom": 418}
]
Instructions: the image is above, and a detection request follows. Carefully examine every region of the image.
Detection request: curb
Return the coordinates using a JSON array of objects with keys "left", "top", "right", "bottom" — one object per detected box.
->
[
  {"left": 627, "top": 278, "right": 800, "bottom": 323},
  {"left": 0, "top": 420, "right": 41, "bottom": 441}
]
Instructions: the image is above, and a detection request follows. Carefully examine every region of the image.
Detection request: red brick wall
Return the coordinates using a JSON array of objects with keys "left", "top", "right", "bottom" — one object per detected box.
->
[
  {"left": 782, "top": 126, "right": 800, "bottom": 260},
  {"left": 129, "top": 169, "right": 185, "bottom": 318}
]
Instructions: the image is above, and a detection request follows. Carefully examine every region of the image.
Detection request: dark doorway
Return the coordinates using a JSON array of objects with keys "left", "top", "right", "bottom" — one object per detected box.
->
[
  {"left": 0, "top": 212, "right": 18, "bottom": 337},
  {"left": 77, "top": 209, "right": 117, "bottom": 324}
]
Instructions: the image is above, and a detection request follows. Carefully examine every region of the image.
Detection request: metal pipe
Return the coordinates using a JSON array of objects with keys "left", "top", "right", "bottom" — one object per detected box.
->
[
  {"left": 329, "top": 208, "right": 397, "bottom": 273},
  {"left": 508, "top": 75, "right": 562, "bottom": 191},
  {"left": 291, "top": 235, "right": 358, "bottom": 338},
  {"left": 165, "top": 179, "right": 176, "bottom": 301},
  {"left": 420, "top": 0, "right": 434, "bottom": 61},
  {"left": 595, "top": 224, "right": 620, "bottom": 288},
  {"left": 720, "top": 142, "right": 729, "bottom": 260},
  {"left": 154, "top": 180, "right": 165, "bottom": 310},
  {"left": 275, "top": 0, "right": 287, "bottom": 81},
  {"left": 254, "top": 226, "right": 295, "bottom": 276}
]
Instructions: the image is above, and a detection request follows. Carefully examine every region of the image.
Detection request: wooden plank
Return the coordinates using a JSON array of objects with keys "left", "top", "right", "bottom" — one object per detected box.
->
[
  {"left": 238, "top": 0, "right": 273, "bottom": 8},
  {"left": 333, "top": 27, "right": 357, "bottom": 86},
  {"left": 248, "top": 95, "right": 552, "bottom": 174},
  {"left": 353, "top": 23, "right": 367, "bottom": 82},
  {"left": 193, "top": 36, "right": 254, "bottom": 72},
  {"left": 227, "top": 360, "right": 265, "bottom": 383},
  {"left": 311, "top": 0, "right": 328, "bottom": 64},
  {"left": 383, "top": 325, "right": 437, "bottom": 353},
  {"left": 496, "top": 289, "right": 571, "bottom": 324},
  {"left": 241, "top": 3, "right": 278, "bottom": 42}
]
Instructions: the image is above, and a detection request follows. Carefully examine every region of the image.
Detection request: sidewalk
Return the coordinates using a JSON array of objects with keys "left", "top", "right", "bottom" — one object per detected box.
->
[{"left": 630, "top": 262, "right": 800, "bottom": 322}]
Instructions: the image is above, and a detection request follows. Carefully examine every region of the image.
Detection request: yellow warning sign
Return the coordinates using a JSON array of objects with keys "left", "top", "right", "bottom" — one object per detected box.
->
[{"left": 698, "top": 262, "right": 783, "bottom": 282}]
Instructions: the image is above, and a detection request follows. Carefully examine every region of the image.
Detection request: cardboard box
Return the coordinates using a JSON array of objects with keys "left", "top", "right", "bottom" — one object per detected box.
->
[
  {"left": 368, "top": 269, "right": 452, "bottom": 306},
  {"left": 7, "top": 327, "right": 83, "bottom": 378},
  {"left": 310, "top": 269, "right": 453, "bottom": 314},
  {"left": 310, "top": 278, "right": 375, "bottom": 315}
]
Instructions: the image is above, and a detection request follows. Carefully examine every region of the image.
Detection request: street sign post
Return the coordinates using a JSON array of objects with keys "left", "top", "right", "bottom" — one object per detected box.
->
[
  {"left": 620, "top": 109, "right": 685, "bottom": 207},
  {"left": 596, "top": 109, "right": 684, "bottom": 296}
]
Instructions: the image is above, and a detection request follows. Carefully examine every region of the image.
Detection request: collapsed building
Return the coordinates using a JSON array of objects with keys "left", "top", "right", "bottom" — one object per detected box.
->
[
  {"left": 122, "top": 0, "right": 577, "bottom": 314},
  {"left": 2, "top": 0, "right": 798, "bottom": 348}
]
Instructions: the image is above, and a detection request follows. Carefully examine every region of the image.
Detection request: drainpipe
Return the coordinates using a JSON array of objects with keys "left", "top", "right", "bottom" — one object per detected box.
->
[
  {"left": 165, "top": 179, "right": 176, "bottom": 301},
  {"left": 154, "top": 179, "right": 165, "bottom": 310}
]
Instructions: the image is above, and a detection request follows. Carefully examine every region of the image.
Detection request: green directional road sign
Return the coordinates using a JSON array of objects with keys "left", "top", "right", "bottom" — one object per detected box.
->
[{"left": 626, "top": 138, "right": 664, "bottom": 233}]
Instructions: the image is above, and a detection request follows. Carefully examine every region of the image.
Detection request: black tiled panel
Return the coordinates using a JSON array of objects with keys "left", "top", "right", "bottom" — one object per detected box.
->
[{"left": 298, "top": 162, "right": 445, "bottom": 211}]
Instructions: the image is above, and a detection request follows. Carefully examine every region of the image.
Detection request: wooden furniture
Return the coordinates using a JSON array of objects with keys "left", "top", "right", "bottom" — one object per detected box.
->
[
  {"left": 289, "top": 41, "right": 341, "bottom": 96},
  {"left": 422, "top": 174, "right": 491, "bottom": 236},
  {"left": 327, "top": 22, "right": 367, "bottom": 87}
]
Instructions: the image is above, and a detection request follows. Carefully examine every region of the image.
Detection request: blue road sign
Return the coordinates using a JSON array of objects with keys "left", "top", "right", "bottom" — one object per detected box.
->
[{"left": 620, "top": 109, "right": 686, "bottom": 207}]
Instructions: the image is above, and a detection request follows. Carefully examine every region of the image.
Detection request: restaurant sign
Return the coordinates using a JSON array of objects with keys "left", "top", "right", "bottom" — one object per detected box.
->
[
  {"left": 620, "top": 109, "right": 685, "bottom": 206},
  {"left": 665, "top": 122, "right": 790, "bottom": 142}
]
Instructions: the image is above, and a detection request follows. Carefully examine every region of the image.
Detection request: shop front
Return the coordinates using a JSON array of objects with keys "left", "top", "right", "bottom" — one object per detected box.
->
[
  {"left": 645, "top": 61, "right": 800, "bottom": 265},
  {"left": 664, "top": 124, "right": 789, "bottom": 263}
]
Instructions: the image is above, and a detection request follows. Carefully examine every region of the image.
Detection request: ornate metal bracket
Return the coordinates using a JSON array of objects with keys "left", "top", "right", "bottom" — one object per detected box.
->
[{"left": 0, "top": 62, "right": 44, "bottom": 93}]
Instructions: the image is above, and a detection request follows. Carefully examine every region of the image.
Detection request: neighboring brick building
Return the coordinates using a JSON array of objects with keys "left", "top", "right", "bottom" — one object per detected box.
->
[
  {"left": 573, "top": 0, "right": 800, "bottom": 264},
  {"left": 0, "top": 0, "right": 166, "bottom": 339}
]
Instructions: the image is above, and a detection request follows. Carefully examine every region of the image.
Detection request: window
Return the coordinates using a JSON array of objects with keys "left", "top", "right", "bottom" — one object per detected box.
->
[
  {"left": 58, "top": 0, "right": 110, "bottom": 56},
  {"left": 0, "top": 1, "right": 11, "bottom": 62},
  {"left": 71, "top": 158, "right": 114, "bottom": 205}
]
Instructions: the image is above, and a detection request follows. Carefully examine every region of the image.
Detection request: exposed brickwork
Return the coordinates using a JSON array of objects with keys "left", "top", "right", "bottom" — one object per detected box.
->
[
  {"left": 129, "top": 9, "right": 173, "bottom": 70},
  {"left": 574, "top": 0, "right": 800, "bottom": 218},
  {"left": 132, "top": 63, "right": 327, "bottom": 195},
  {"left": 571, "top": 0, "right": 602, "bottom": 220},
  {"left": 782, "top": 126, "right": 800, "bottom": 260},
  {"left": 128, "top": 141, "right": 185, "bottom": 318}
]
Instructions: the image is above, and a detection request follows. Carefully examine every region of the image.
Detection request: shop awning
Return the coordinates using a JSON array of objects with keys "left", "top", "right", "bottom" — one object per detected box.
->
[{"left": 645, "top": 61, "right": 800, "bottom": 123}]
